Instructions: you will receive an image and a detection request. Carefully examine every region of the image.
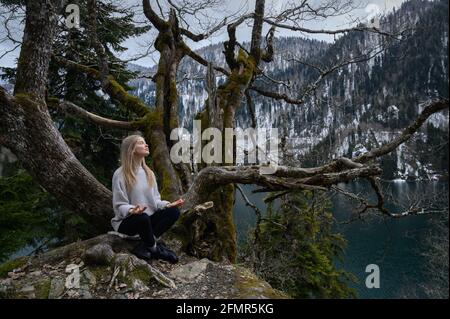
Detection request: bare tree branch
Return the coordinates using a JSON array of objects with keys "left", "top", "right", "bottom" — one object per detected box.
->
[
  {"left": 354, "top": 98, "right": 449, "bottom": 164},
  {"left": 333, "top": 176, "right": 448, "bottom": 222},
  {"left": 250, "top": 39, "right": 393, "bottom": 106},
  {"left": 236, "top": 183, "right": 263, "bottom": 221},
  {"left": 143, "top": 0, "right": 169, "bottom": 31},
  {"left": 245, "top": 89, "right": 257, "bottom": 128},
  {"left": 260, "top": 26, "right": 276, "bottom": 63},
  {"left": 47, "top": 98, "right": 139, "bottom": 130},
  {"left": 255, "top": 67, "right": 291, "bottom": 89},
  {"left": 0, "top": 42, "right": 20, "bottom": 60},
  {"left": 179, "top": 16, "right": 228, "bottom": 42},
  {"left": 263, "top": 18, "right": 402, "bottom": 39},
  {"left": 53, "top": 56, "right": 152, "bottom": 118},
  {"left": 249, "top": 86, "right": 305, "bottom": 105},
  {"left": 180, "top": 96, "right": 448, "bottom": 215},
  {"left": 223, "top": 13, "right": 255, "bottom": 69},
  {"left": 182, "top": 43, "right": 230, "bottom": 76}
]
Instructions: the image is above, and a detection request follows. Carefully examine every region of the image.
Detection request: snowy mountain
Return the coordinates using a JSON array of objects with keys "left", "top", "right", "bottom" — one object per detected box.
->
[{"left": 127, "top": 0, "right": 448, "bottom": 180}]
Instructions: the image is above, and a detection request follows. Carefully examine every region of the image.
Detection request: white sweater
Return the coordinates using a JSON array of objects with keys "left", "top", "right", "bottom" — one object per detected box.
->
[{"left": 111, "top": 165, "right": 170, "bottom": 231}]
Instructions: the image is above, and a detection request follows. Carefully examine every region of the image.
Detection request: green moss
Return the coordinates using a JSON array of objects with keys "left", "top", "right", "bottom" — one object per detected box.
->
[
  {"left": 154, "top": 32, "right": 172, "bottom": 51},
  {"left": 46, "top": 97, "right": 60, "bottom": 106},
  {"left": 169, "top": 79, "right": 177, "bottom": 105},
  {"left": 89, "top": 265, "right": 109, "bottom": 283},
  {"left": 174, "top": 179, "right": 238, "bottom": 263},
  {"left": 34, "top": 279, "right": 51, "bottom": 299},
  {"left": 147, "top": 108, "right": 164, "bottom": 126},
  {"left": 159, "top": 169, "right": 173, "bottom": 200},
  {"left": 154, "top": 55, "right": 168, "bottom": 106},
  {"left": 14, "top": 93, "right": 39, "bottom": 108},
  {"left": 234, "top": 266, "right": 289, "bottom": 299},
  {"left": 235, "top": 48, "right": 256, "bottom": 82},
  {"left": 215, "top": 49, "right": 256, "bottom": 129},
  {"left": 218, "top": 49, "right": 255, "bottom": 95},
  {"left": 106, "top": 76, "right": 150, "bottom": 117},
  {"left": 0, "top": 257, "right": 28, "bottom": 278},
  {"left": 211, "top": 183, "right": 237, "bottom": 262},
  {"left": 168, "top": 79, "right": 179, "bottom": 129},
  {"left": 132, "top": 108, "right": 163, "bottom": 132},
  {"left": 128, "top": 265, "right": 152, "bottom": 286}
]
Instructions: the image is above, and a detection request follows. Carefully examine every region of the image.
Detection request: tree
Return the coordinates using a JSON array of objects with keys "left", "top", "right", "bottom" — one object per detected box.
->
[
  {"left": 241, "top": 190, "right": 357, "bottom": 298},
  {"left": 421, "top": 207, "right": 449, "bottom": 299},
  {"left": 0, "top": 0, "right": 448, "bottom": 264},
  {"left": 0, "top": 0, "right": 154, "bottom": 261}
]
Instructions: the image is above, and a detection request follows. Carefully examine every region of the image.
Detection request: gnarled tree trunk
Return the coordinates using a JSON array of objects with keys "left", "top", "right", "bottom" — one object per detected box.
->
[{"left": 0, "top": 0, "right": 113, "bottom": 232}]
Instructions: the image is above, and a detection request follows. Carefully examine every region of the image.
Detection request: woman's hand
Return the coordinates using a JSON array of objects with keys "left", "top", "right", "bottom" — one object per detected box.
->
[
  {"left": 166, "top": 198, "right": 185, "bottom": 208},
  {"left": 129, "top": 204, "right": 146, "bottom": 215}
]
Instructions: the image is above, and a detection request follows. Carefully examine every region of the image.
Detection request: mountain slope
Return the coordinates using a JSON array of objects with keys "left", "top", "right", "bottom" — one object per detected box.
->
[{"left": 128, "top": 0, "right": 449, "bottom": 180}]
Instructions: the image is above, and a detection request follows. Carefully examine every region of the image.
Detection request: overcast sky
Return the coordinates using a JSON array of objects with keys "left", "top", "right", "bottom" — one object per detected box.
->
[{"left": 0, "top": 0, "right": 407, "bottom": 69}]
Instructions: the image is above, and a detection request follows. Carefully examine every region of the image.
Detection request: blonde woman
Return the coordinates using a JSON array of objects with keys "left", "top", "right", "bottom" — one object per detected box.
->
[{"left": 111, "top": 134, "right": 184, "bottom": 263}]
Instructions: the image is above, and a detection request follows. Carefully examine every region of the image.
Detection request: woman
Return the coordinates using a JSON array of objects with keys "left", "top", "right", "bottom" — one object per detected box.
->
[{"left": 111, "top": 134, "right": 184, "bottom": 263}]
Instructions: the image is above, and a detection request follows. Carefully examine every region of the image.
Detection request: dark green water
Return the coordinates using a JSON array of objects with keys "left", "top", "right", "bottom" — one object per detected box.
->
[{"left": 233, "top": 181, "right": 448, "bottom": 299}]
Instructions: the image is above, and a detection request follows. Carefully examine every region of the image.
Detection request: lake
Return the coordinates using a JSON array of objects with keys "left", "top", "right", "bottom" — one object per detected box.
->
[{"left": 233, "top": 181, "right": 449, "bottom": 299}]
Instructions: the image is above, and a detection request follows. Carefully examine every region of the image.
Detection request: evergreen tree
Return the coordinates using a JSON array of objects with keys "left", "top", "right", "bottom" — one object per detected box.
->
[
  {"left": 242, "top": 191, "right": 357, "bottom": 298},
  {"left": 0, "top": 0, "right": 150, "bottom": 261},
  {"left": 49, "top": 0, "right": 150, "bottom": 186}
]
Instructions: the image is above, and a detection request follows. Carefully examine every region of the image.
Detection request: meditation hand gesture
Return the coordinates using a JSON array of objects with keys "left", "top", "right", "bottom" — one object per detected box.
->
[
  {"left": 166, "top": 198, "right": 185, "bottom": 208},
  {"left": 129, "top": 204, "right": 147, "bottom": 215}
]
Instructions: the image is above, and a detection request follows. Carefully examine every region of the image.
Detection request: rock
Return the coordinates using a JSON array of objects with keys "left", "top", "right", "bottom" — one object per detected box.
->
[
  {"left": 48, "top": 278, "right": 65, "bottom": 299},
  {"left": 65, "top": 263, "right": 80, "bottom": 273},
  {"left": 234, "top": 266, "right": 288, "bottom": 299},
  {"left": 20, "top": 286, "right": 35, "bottom": 293},
  {"left": 0, "top": 278, "right": 12, "bottom": 286},
  {"left": 79, "top": 284, "right": 92, "bottom": 299},
  {"left": 66, "top": 289, "right": 79, "bottom": 298},
  {"left": 114, "top": 253, "right": 133, "bottom": 269},
  {"left": 0, "top": 278, "right": 13, "bottom": 298},
  {"left": 65, "top": 265, "right": 81, "bottom": 289},
  {"left": 19, "top": 285, "right": 36, "bottom": 299},
  {"left": 0, "top": 233, "right": 289, "bottom": 299},
  {"left": 131, "top": 256, "right": 176, "bottom": 289},
  {"left": 125, "top": 292, "right": 140, "bottom": 299},
  {"left": 34, "top": 279, "right": 51, "bottom": 299},
  {"left": 42, "top": 264, "right": 56, "bottom": 272},
  {"left": 81, "top": 269, "right": 97, "bottom": 286},
  {"left": 84, "top": 243, "right": 115, "bottom": 266},
  {"left": 132, "top": 279, "right": 149, "bottom": 293},
  {"left": 169, "top": 258, "right": 210, "bottom": 283},
  {"left": 7, "top": 271, "right": 25, "bottom": 280},
  {"left": 29, "top": 270, "right": 42, "bottom": 277}
]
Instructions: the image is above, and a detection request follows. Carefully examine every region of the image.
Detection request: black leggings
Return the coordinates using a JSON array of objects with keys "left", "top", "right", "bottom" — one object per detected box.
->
[{"left": 118, "top": 206, "right": 180, "bottom": 247}]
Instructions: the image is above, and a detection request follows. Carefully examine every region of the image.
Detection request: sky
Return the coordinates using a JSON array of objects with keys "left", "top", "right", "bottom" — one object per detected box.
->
[{"left": 0, "top": 0, "right": 407, "bottom": 69}]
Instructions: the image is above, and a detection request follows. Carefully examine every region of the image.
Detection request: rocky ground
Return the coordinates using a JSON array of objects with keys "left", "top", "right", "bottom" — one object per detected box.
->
[{"left": 0, "top": 233, "right": 288, "bottom": 299}]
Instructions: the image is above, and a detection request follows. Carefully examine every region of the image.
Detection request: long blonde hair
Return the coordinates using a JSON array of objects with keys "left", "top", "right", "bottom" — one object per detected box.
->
[{"left": 120, "top": 134, "right": 155, "bottom": 193}]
